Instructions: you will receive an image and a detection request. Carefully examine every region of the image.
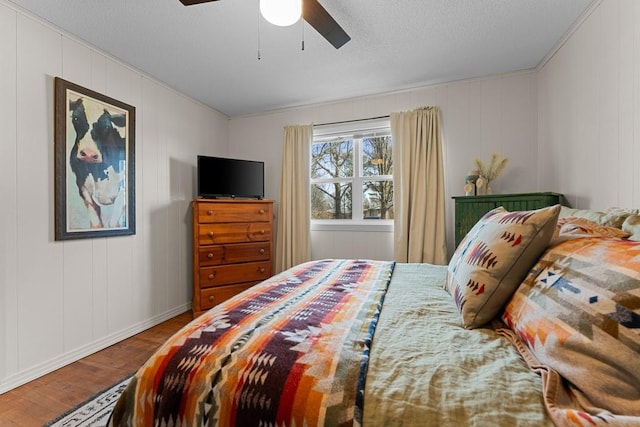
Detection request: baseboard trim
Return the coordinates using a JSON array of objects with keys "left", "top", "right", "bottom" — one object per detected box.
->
[{"left": 0, "top": 303, "right": 191, "bottom": 394}]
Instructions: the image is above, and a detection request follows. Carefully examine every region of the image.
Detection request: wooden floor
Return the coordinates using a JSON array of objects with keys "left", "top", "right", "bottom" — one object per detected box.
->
[{"left": 0, "top": 311, "right": 192, "bottom": 426}]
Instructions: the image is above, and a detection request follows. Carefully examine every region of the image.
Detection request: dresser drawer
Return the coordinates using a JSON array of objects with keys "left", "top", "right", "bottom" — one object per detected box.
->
[
  {"left": 198, "top": 242, "right": 271, "bottom": 266},
  {"left": 200, "top": 261, "right": 272, "bottom": 287},
  {"left": 192, "top": 199, "right": 274, "bottom": 318},
  {"left": 199, "top": 282, "right": 257, "bottom": 310},
  {"left": 198, "top": 202, "right": 273, "bottom": 224},
  {"left": 199, "top": 223, "right": 272, "bottom": 245}
]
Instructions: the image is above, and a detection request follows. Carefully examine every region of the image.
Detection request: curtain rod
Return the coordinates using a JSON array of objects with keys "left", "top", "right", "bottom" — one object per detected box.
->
[{"left": 314, "top": 115, "right": 390, "bottom": 127}]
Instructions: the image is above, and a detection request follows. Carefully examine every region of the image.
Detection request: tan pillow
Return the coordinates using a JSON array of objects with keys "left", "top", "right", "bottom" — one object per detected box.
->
[
  {"left": 559, "top": 206, "right": 637, "bottom": 228},
  {"left": 445, "top": 204, "right": 560, "bottom": 329},
  {"left": 622, "top": 214, "right": 640, "bottom": 241},
  {"left": 553, "top": 216, "right": 630, "bottom": 240},
  {"left": 601, "top": 207, "right": 638, "bottom": 228},
  {"left": 559, "top": 206, "right": 606, "bottom": 223}
]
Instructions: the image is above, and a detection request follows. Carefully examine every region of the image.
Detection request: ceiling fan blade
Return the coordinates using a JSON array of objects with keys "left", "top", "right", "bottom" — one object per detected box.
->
[
  {"left": 303, "top": 0, "right": 351, "bottom": 49},
  {"left": 179, "top": 0, "right": 218, "bottom": 5},
  {"left": 178, "top": 0, "right": 350, "bottom": 49}
]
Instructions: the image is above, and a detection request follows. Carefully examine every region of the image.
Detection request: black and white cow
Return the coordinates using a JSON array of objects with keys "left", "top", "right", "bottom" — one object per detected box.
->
[{"left": 68, "top": 97, "right": 127, "bottom": 229}]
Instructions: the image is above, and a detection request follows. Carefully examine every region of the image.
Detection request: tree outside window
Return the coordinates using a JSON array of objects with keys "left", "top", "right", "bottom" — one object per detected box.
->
[
  {"left": 362, "top": 136, "right": 393, "bottom": 219},
  {"left": 311, "top": 132, "right": 393, "bottom": 221}
]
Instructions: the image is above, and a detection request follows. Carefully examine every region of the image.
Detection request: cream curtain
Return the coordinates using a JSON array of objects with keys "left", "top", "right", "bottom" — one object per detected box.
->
[
  {"left": 275, "top": 124, "right": 313, "bottom": 273},
  {"left": 391, "top": 107, "right": 447, "bottom": 264}
]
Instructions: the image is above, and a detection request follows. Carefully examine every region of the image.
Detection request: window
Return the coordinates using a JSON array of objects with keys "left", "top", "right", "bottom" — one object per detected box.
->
[{"left": 311, "top": 119, "right": 393, "bottom": 224}]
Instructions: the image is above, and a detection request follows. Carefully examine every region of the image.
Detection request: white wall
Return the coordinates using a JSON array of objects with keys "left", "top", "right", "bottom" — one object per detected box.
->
[
  {"left": 538, "top": 0, "right": 640, "bottom": 209},
  {"left": 229, "top": 71, "right": 541, "bottom": 259},
  {"left": 0, "top": 1, "right": 229, "bottom": 393}
]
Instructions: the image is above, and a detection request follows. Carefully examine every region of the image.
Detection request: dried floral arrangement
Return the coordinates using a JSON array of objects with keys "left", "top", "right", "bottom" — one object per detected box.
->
[{"left": 474, "top": 153, "right": 509, "bottom": 183}]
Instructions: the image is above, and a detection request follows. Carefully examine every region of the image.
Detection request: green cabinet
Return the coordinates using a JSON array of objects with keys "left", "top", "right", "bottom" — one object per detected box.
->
[{"left": 452, "top": 192, "right": 562, "bottom": 247}]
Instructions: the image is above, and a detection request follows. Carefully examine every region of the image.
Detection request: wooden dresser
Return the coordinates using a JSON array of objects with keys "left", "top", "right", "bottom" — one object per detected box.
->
[
  {"left": 452, "top": 192, "right": 562, "bottom": 247},
  {"left": 192, "top": 199, "right": 274, "bottom": 317}
]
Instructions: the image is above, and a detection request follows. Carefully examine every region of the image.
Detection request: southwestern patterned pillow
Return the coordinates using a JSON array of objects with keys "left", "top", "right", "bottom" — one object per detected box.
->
[
  {"left": 502, "top": 236, "right": 640, "bottom": 417},
  {"left": 445, "top": 204, "right": 560, "bottom": 329}
]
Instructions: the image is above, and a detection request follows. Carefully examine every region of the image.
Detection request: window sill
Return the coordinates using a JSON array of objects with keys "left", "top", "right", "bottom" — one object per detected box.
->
[{"left": 311, "top": 221, "right": 394, "bottom": 232}]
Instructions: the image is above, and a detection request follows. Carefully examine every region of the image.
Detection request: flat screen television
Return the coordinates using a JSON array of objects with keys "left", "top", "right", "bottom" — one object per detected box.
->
[{"left": 197, "top": 155, "right": 265, "bottom": 199}]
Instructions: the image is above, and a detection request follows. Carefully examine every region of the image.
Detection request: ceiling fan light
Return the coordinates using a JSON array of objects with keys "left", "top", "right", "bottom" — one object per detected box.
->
[{"left": 260, "top": 0, "right": 302, "bottom": 27}]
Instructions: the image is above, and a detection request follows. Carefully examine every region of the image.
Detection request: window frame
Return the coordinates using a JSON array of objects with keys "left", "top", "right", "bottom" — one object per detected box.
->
[{"left": 310, "top": 118, "right": 393, "bottom": 231}]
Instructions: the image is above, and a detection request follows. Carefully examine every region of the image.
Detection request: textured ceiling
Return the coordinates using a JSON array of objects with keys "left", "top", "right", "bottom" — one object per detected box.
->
[{"left": 8, "top": 0, "right": 593, "bottom": 117}]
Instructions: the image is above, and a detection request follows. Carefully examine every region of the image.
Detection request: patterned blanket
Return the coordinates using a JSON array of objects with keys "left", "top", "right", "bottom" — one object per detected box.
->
[{"left": 109, "top": 259, "right": 395, "bottom": 427}]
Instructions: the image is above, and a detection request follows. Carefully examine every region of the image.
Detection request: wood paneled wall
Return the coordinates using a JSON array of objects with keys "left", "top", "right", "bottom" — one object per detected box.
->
[
  {"left": 0, "top": 1, "right": 229, "bottom": 393},
  {"left": 228, "top": 71, "right": 540, "bottom": 260},
  {"left": 538, "top": 0, "right": 640, "bottom": 209}
]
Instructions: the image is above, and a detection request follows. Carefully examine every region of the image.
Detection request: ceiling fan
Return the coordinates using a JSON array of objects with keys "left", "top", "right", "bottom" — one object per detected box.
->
[{"left": 178, "top": 0, "right": 351, "bottom": 49}]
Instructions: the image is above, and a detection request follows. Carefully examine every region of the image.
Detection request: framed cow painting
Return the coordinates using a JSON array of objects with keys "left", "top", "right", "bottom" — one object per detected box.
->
[{"left": 54, "top": 77, "right": 136, "bottom": 240}]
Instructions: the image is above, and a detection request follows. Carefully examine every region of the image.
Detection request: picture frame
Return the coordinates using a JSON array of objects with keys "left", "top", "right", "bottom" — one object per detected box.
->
[{"left": 54, "top": 77, "right": 136, "bottom": 240}]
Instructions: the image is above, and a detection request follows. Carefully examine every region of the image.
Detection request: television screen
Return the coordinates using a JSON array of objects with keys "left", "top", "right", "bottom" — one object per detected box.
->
[{"left": 197, "top": 155, "right": 264, "bottom": 199}]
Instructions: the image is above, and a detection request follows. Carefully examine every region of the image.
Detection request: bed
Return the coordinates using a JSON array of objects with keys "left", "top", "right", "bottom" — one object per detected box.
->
[{"left": 108, "top": 205, "right": 640, "bottom": 427}]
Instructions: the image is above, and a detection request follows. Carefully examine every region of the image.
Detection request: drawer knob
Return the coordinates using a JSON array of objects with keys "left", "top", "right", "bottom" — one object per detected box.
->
[
  {"left": 259, "top": 209, "right": 265, "bottom": 214},
  {"left": 207, "top": 252, "right": 214, "bottom": 259},
  {"left": 207, "top": 210, "right": 214, "bottom": 216},
  {"left": 259, "top": 248, "right": 265, "bottom": 254},
  {"left": 208, "top": 295, "right": 215, "bottom": 302},
  {"left": 259, "top": 267, "right": 265, "bottom": 273},
  {"left": 259, "top": 229, "right": 265, "bottom": 235},
  {"left": 208, "top": 231, "right": 214, "bottom": 238},
  {"left": 208, "top": 272, "right": 216, "bottom": 280}
]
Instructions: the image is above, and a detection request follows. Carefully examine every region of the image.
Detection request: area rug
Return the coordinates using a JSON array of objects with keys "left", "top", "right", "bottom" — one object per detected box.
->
[{"left": 44, "top": 375, "right": 131, "bottom": 427}]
